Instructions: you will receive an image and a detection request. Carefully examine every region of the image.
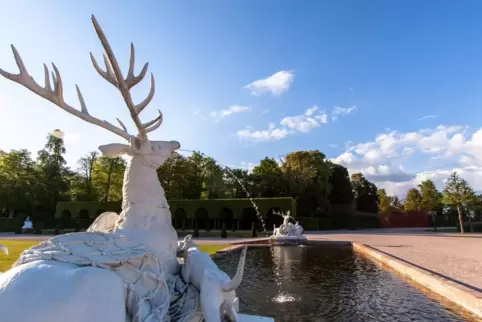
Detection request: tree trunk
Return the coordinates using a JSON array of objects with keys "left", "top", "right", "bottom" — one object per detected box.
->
[{"left": 457, "top": 204, "right": 464, "bottom": 234}]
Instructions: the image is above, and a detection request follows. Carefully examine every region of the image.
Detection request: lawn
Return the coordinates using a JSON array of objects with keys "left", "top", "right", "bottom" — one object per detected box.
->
[{"left": 0, "top": 240, "right": 227, "bottom": 272}]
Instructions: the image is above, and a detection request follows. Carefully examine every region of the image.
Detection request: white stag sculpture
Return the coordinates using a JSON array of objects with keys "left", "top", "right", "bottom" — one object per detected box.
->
[{"left": 0, "top": 15, "right": 248, "bottom": 322}]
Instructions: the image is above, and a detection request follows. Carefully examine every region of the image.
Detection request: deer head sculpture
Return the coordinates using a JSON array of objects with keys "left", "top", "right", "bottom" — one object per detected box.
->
[
  {"left": 0, "top": 15, "right": 179, "bottom": 163},
  {"left": 0, "top": 15, "right": 180, "bottom": 211}
]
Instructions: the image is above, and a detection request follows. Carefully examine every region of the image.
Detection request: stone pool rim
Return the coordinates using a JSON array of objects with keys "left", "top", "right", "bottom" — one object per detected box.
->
[{"left": 216, "top": 239, "right": 482, "bottom": 319}]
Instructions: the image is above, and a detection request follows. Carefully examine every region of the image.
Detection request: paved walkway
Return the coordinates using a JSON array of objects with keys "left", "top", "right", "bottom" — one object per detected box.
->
[{"left": 310, "top": 228, "right": 482, "bottom": 293}]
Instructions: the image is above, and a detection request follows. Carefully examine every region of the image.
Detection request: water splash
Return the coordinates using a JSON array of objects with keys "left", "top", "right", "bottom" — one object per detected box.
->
[
  {"left": 272, "top": 293, "right": 298, "bottom": 303},
  {"left": 178, "top": 149, "right": 269, "bottom": 236}
]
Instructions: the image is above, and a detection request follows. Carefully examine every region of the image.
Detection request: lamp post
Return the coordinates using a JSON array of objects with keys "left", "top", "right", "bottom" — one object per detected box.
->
[{"left": 51, "top": 129, "right": 64, "bottom": 139}]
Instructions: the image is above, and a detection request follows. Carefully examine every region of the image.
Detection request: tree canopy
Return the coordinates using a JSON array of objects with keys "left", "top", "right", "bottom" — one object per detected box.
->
[{"left": 1, "top": 131, "right": 481, "bottom": 233}]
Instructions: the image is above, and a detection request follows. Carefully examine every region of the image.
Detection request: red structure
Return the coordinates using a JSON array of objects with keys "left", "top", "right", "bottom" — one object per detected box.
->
[{"left": 379, "top": 211, "right": 430, "bottom": 228}]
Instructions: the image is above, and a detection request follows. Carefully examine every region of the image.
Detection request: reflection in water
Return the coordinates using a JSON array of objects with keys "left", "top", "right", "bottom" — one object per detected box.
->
[
  {"left": 215, "top": 245, "right": 478, "bottom": 322},
  {"left": 270, "top": 245, "right": 303, "bottom": 303}
]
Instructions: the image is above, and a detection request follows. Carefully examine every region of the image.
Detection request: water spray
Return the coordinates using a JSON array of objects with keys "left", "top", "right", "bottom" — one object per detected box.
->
[{"left": 178, "top": 149, "right": 269, "bottom": 236}]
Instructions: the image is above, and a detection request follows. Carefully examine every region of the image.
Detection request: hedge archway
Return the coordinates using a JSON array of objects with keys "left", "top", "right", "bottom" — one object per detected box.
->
[
  {"left": 240, "top": 207, "right": 259, "bottom": 230},
  {"left": 194, "top": 208, "right": 209, "bottom": 230},
  {"left": 218, "top": 208, "right": 233, "bottom": 230}
]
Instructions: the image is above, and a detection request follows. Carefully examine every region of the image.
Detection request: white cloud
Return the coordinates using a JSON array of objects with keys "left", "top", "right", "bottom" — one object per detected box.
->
[
  {"left": 209, "top": 105, "right": 250, "bottom": 120},
  {"left": 236, "top": 123, "right": 289, "bottom": 141},
  {"left": 280, "top": 106, "right": 328, "bottom": 133},
  {"left": 237, "top": 106, "right": 328, "bottom": 141},
  {"left": 417, "top": 114, "right": 440, "bottom": 121},
  {"left": 331, "top": 124, "right": 482, "bottom": 197},
  {"left": 332, "top": 106, "right": 356, "bottom": 120},
  {"left": 244, "top": 71, "right": 294, "bottom": 96}
]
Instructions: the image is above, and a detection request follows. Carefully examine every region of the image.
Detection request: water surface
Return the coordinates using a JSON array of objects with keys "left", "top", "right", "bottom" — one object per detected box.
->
[{"left": 215, "top": 245, "right": 477, "bottom": 322}]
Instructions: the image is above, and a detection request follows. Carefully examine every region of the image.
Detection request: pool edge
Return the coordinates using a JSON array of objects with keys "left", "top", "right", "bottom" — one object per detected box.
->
[{"left": 352, "top": 242, "right": 482, "bottom": 318}]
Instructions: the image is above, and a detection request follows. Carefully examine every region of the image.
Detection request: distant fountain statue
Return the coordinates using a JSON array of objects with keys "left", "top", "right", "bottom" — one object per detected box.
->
[
  {"left": 0, "top": 15, "right": 272, "bottom": 322},
  {"left": 21, "top": 216, "right": 33, "bottom": 233},
  {"left": 270, "top": 210, "right": 306, "bottom": 244}
]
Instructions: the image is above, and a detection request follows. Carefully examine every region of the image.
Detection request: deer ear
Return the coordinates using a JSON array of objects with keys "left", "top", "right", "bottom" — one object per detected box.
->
[{"left": 98, "top": 143, "right": 133, "bottom": 158}]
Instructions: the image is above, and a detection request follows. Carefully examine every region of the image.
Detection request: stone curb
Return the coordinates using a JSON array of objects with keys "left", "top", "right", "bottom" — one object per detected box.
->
[
  {"left": 352, "top": 242, "right": 482, "bottom": 318},
  {"left": 211, "top": 244, "right": 251, "bottom": 259}
]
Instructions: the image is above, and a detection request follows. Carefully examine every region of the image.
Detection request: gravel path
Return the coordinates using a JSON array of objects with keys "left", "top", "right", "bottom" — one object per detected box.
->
[{"left": 313, "top": 230, "right": 482, "bottom": 292}]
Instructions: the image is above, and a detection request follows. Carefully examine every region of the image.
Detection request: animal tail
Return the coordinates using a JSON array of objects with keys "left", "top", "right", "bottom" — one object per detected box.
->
[
  {"left": 0, "top": 244, "right": 8, "bottom": 255},
  {"left": 221, "top": 246, "right": 247, "bottom": 292}
]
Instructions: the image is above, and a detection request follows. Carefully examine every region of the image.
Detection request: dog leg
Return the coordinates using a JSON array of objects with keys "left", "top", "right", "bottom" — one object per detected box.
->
[
  {"left": 200, "top": 271, "right": 224, "bottom": 322},
  {"left": 224, "top": 302, "right": 239, "bottom": 322}
]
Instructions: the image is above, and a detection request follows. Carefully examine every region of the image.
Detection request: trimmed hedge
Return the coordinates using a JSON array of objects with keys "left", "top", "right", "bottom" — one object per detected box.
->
[
  {"left": 55, "top": 197, "right": 297, "bottom": 221},
  {"left": 458, "top": 221, "right": 482, "bottom": 233},
  {"left": 296, "top": 214, "right": 380, "bottom": 230},
  {"left": 0, "top": 218, "right": 24, "bottom": 233},
  {"left": 297, "top": 217, "right": 333, "bottom": 230}
]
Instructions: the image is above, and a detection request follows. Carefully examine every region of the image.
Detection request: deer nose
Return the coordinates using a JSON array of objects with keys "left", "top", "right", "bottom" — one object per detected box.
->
[{"left": 170, "top": 141, "right": 181, "bottom": 150}]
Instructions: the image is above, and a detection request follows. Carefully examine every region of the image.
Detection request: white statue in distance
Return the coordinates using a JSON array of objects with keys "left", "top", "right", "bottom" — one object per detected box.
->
[
  {"left": 21, "top": 216, "right": 33, "bottom": 233},
  {"left": 0, "top": 15, "right": 255, "bottom": 322},
  {"left": 272, "top": 210, "right": 304, "bottom": 237}
]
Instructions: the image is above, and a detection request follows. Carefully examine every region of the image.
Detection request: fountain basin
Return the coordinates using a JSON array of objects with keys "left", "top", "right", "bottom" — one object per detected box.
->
[
  {"left": 215, "top": 245, "right": 479, "bottom": 322},
  {"left": 268, "top": 235, "right": 307, "bottom": 245},
  {"left": 239, "top": 314, "right": 273, "bottom": 321}
]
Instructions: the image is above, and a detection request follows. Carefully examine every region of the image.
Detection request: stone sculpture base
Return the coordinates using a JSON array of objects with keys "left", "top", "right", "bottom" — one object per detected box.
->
[
  {"left": 269, "top": 235, "right": 307, "bottom": 245},
  {"left": 240, "top": 314, "right": 274, "bottom": 321}
]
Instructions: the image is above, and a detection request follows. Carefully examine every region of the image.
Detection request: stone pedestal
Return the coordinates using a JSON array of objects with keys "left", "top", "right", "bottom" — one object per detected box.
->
[
  {"left": 269, "top": 235, "right": 307, "bottom": 245},
  {"left": 240, "top": 314, "right": 274, "bottom": 321}
]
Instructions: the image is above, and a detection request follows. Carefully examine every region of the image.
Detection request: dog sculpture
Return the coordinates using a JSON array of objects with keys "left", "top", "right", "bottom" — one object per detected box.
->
[{"left": 179, "top": 235, "right": 247, "bottom": 322}]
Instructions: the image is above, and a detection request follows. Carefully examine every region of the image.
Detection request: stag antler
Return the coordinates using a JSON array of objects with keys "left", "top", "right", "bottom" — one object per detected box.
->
[
  {"left": 0, "top": 15, "right": 162, "bottom": 141},
  {"left": 272, "top": 210, "right": 284, "bottom": 217},
  {"left": 89, "top": 15, "right": 162, "bottom": 140},
  {"left": 0, "top": 45, "right": 132, "bottom": 140}
]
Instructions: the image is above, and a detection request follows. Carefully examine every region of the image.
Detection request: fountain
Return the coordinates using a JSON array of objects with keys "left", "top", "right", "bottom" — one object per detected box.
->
[
  {"left": 269, "top": 210, "right": 307, "bottom": 245},
  {"left": 179, "top": 149, "right": 269, "bottom": 236},
  {"left": 21, "top": 216, "right": 34, "bottom": 233},
  {"left": 0, "top": 15, "right": 273, "bottom": 322}
]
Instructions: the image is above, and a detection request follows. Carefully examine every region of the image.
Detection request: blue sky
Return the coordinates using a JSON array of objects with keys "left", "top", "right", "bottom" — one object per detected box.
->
[{"left": 2, "top": 1, "right": 482, "bottom": 197}]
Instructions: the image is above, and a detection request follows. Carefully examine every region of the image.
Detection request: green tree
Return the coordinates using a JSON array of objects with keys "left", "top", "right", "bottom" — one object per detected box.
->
[
  {"left": 389, "top": 195, "right": 403, "bottom": 211},
  {"left": 36, "top": 131, "right": 70, "bottom": 212},
  {"left": 418, "top": 179, "right": 442, "bottom": 231},
  {"left": 251, "top": 157, "right": 286, "bottom": 197},
  {"left": 377, "top": 189, "right": 391, "bottom": 213},
  {"left": 0, "top": 149, "right": 42, "bottom": 214},
  {"left": 419, "top": 179, "right": 442, "bottom": 212},
  {"left": 72, "top": 151, "right": 99, "bottom": 201},
  {"left": 442, "top": 172, "right": 475, "bottom": 234},
  {"left": 158, "top": 154, "right": 203, "bottom": 200},
  {"left": 281, "top": 150, "right": 333, "bottom": 216},
  {"left": 328, "top": 163, "right": 353, "bottom": 205},
  {"left": 187, "top": 152, "right": 226, "bottom": 199},
  {"left": 223, "top": 168, "right": 254, "bottom": 199},
  {"left": 351, "top": 173, "right": 379, "bottom": 213},
  {"left": 92, "top": 156, "right": 126, "bottom": 202},
  {"left": 404, "top": 188, "right": 422, "bottom": 212}
]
